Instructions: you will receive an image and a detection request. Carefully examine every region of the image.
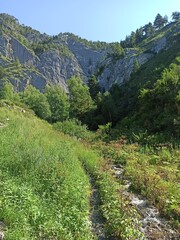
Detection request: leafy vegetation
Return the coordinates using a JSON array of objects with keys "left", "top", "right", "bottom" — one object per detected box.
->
[
  {"left": 67, "top": 75, "right": 95, "bottom": 120},
  {"left": 94, "top": 139, "right": 180, "bottom": 232},
  {"left": 0, "top": 103, "right": 94, "bottom": 239},
  {"left": 45, "top": 85, "right": 70, "bottom": 122},
  {"left": 123, "top": 145, "right": 180, "bottom": 226},
  {"left": 31, "top": 41, "right": 73, "bottom": 57},
  {"left": 75, "top": 144, "right": 145, "bottom": 239},
  {"left": 0, "top": 60, "right": 25, "bottom": 82},
  {"left": 0, "top": 102, "right": 149, "bottom": 239},
  {"left": 53, "top": 119, "right": 95, "bottom": 142},
  {"left": 19, "top": 85, "right": 51, "bottom": 120},
  {"left": 137, "top": 61, "right": 180, "bottom": 135}
]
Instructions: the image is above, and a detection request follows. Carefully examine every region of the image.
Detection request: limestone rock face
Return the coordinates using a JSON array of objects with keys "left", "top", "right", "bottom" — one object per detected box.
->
[
  {"left": 9, "top": 72, "right": 47, "bottom": 92},
  {"left": 151, "top": 37, "right": 167, "bottom": 54},
  {"left": 9, "top": 37, "right": 35, "bottom": 64},
  {"left": 0, "top": 34, "right": 14, "bottom": 61},
  {"left": 98, "top": 51, "right": 153, "bottom": 90},
  {"left": 66, "top": 39, "right": 106, "bottom": 79},
  {"left": 0, "top": 14, "right": 179, "bottom": 92},
  {"left": 0, "top": 30, "right": 168, "bottom": 92},
  {"left": 35, "top": 49, "right": 83, "bottom": 91},
  {"left": 0, "top": 34, "right": 35, "bottom": 64}
]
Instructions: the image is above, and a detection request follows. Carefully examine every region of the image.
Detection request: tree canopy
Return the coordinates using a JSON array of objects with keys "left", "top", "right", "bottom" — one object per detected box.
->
[
  {"left": 20, "top": 85, "right": 51, "bottom": 120},
  {"left": 67, "top": 76, "right": 95, "bottom": 119},
  {"left": 172, "top": 12, "right": 180, "bottom": 21},
  {"left": 154, "top": 14, "right": 168, "bottom": 30},
  {"left": 0, "top": 82, "right": 14, "bottom": 101},
  {"left": 45, "top": 85, "right": 70, "bottom": 122},
  {"left": 138, "top": 61, "right": 180, "bottom": 135}
]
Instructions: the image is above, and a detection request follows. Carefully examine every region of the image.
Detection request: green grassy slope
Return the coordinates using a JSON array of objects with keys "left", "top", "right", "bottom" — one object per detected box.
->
[
  {"left": 0, "top": 102, "right": 94, "bottom": 240},
  {"left": 0, "top": 102, "right": 146, "bottom": 240}
]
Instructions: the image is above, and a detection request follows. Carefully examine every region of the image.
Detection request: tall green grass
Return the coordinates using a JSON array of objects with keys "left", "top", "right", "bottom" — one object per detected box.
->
[
  {"left": 53, "top": 118, "right": 145, "bottom": 239},
  {"left": 0, "top": 104, "right": 94, "bottom": 239},
  {"left": 124, "top": 145, "right": 180, "bottom": 225},
  {"left": 93, "top": 140, "right": 180, "bottom": 227},
  {"left": 53, "top": 119, "right": 95, "bottom": 142}
]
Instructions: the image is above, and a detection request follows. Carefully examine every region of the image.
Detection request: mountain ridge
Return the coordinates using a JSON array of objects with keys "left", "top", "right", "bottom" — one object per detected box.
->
[{"left": 0, "top": 13, "right": 179, "bottom": 92}]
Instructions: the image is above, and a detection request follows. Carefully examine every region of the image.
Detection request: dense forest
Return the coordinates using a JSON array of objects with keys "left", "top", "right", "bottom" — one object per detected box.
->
[{"left": 0, "top": 11, "right": 179, "bottom": 240}]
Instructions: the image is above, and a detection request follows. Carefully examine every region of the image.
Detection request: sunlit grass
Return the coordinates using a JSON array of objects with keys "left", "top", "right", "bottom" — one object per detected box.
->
[{"left": 0, "top": 104, "right": 94, "bottom": 239}]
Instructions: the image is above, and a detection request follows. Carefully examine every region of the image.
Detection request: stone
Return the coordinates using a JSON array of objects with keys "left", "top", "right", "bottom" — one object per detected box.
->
[{"left": 0, "top": 232, "right": 4, "bottom": 240}]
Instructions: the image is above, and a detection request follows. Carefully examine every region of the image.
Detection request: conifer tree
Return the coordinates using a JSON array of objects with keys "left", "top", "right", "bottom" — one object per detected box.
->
[
  {"left": 172, "top": 11, "right": 180, "bottom": 21},
  {"left": 154, "top": 14, "right": 167, "bottom": 29}
]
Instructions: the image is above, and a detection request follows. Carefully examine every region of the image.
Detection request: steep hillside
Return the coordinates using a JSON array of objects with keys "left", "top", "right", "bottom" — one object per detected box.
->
[
  {"left": 0, "top": 13, "right": 179, "bottom": 92},
  {"left": 0, "top": 102, "right": 93, "bottom": 239},
  {"left": 0, "top": 102, "right": 148, "bottom": 239},
  {"left": 112, "top": 25, "right": 180, "bottom": 137}
]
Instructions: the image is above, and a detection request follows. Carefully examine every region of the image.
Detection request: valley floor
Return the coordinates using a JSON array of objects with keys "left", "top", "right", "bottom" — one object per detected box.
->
[{"left": 0, "top": 102, "right": 179, "bottom": 240}]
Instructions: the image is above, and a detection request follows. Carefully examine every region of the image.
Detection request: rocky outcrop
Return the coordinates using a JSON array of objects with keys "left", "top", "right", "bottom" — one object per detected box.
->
[
  {"left": 98, "top": 50, "right": 153, "bottom": 90},
  {"left": 0, "top": 14, "right": 179, "bottom": 92},
  {"left": 9, "top": 37, "right": 35, "bottom": 65},
  {"left": 0, "top": 34, "right": 35, "bottom": 64},
  {"left": 9, "top": 69, "right": 48, "bottom": 92},
  {"left": 66, "top": 39, "right": 106, "bottom": 79},
  {"left": 151, "top": 37, "right": 167, "bottom": 54},
  {"left": 35, "top": 49, "right": 83, "bottom": 91},
  {"left": 0, "top": 34, "right": 14, "bottom": 60}
]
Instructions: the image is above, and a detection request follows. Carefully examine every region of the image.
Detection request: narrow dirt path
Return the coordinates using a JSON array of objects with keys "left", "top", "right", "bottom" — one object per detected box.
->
[
  {"left": 90, "top": 177, "right": 106, "bottom": 240},
  {"left": 89, "top": 177, "right": 119, "bottom": 240}
]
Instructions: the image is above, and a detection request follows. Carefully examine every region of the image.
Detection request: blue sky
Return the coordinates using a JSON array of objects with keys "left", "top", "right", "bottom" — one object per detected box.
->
[{"left": 1, "top": 0, "right": 179, "bottom": 42}]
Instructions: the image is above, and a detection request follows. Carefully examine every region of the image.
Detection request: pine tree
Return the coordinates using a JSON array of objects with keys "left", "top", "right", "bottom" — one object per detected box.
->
[
  {"left": 88, "top": 75, "right": 100, "bottom": 100},
  {"left": 135, "top": 27, "right": 144, "bottom": 44},
  {"left": 154, "top": 14, "right": 167, "bottom": 30},
  {"left": 143, "top": 22, "right": 154, "bottom": 36},
  {"left": 172, "top": 12, "right": 180, "bottom": 21}
]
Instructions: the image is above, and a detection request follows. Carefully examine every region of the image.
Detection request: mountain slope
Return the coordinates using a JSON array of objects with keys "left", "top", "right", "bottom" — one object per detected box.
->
[
  {"left": 0, "top": 101, "right": 149, "bottom": 240},
  {"left": 0, "top": 102, "right": 95, "bottom": 239},
  {"left": 0, "top": 13, "right": 179, "bottom": 92}
]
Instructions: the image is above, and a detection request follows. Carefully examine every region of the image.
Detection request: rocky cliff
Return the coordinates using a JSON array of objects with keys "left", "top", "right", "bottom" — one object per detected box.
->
[
  {"left": 97, "top": 50, "right": 153, "bottom": 90},
  {"left": 0, "top": 13, "right": 179, "bottom": 92}
]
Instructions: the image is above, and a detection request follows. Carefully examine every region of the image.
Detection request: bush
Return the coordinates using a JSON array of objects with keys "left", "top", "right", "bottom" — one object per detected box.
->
[{"left": 53, "top": 119, "right": 95, "bottom": 141}]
